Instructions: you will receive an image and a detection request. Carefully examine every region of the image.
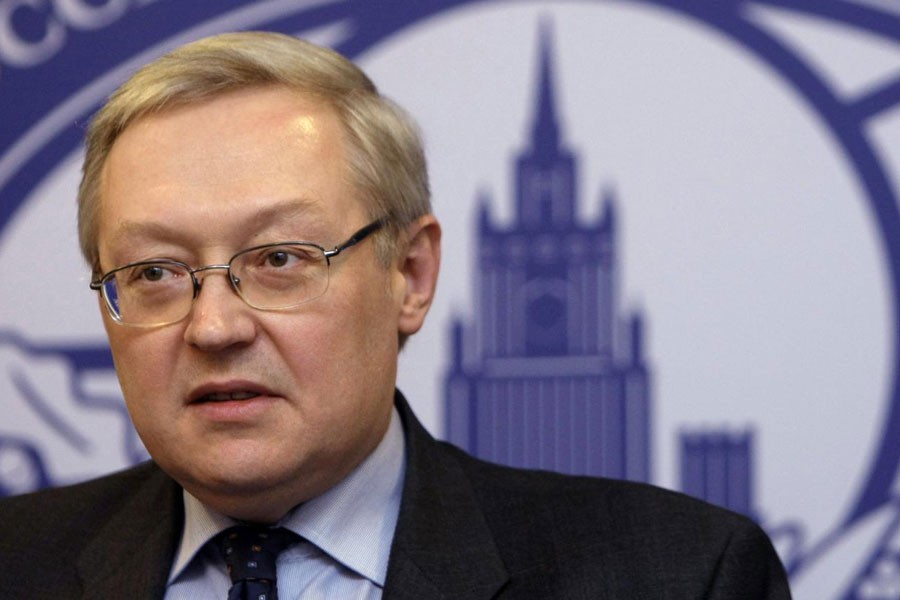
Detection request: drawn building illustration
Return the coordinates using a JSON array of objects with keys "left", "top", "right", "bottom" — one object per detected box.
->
[
  {"left": 847, "top": 510, "right": 900, "bottom": 599},
  {"left": 444, "top": 28, "right": 651, "bottom": 482},
  {"left": 680, "top": 430, "right": 756, "bottom": 520}
]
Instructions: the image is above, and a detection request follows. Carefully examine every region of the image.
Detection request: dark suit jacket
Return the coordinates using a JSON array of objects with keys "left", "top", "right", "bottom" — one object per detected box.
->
[{"left": 0, "top": 393, "right": 791, "bottom": 599}]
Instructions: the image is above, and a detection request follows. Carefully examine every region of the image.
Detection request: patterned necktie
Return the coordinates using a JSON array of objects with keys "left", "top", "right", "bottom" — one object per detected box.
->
[{"left": 217, "top": 525, "right": 299, "bottom": 600}]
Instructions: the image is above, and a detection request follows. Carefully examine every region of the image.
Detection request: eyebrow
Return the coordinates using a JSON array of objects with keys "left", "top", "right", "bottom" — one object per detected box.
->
[
  {"left": 106, "top": 220, "right": 183, "bottom": 249},
  {"left": 246, "top": 197, "right": 327, "bottom": 235}
]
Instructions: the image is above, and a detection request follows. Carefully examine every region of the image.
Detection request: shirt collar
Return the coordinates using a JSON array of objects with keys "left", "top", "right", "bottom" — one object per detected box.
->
[{"left": 168, "top": 406, "right": 406, "bottom": 586}]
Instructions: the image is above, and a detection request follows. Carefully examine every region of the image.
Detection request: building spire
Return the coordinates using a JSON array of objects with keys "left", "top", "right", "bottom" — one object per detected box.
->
[{"left": 531, "top": 19, "right": 561, "bottom": 156}]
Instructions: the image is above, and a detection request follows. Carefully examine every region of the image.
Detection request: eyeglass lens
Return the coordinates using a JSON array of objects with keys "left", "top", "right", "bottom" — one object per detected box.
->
[{"left": 101, "top": 243, "right": 330, "bottom": 326}]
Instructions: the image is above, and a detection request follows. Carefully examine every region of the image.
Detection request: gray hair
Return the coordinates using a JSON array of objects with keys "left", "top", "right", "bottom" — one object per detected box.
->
[{"left": 78, "top": 31, "right": 431, "bottom": 273}]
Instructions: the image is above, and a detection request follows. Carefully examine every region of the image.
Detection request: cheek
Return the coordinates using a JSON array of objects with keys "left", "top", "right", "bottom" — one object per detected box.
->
[
  {"left": 267, "top": 316, "right": 348, "bottom": 389},
  {"left": 107, "top": 329, "right": 179, "bottom": 413},
  {"left": 333, "top": 291, "right": 397, "bottom": 359},
  {"left": 275, "top": 287, "right": 397, "bottom": 387}
]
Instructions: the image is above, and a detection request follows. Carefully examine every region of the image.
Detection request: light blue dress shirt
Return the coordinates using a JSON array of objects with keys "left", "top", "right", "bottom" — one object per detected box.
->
[{"left": 164, "top": 407, "right": 406, "bottom": 600}]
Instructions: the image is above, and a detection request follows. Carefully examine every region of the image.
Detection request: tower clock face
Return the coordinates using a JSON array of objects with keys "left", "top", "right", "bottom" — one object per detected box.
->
[
  {"left": 529, "top": 292, "right": 564, "bottom": 329},
  {"left": 527, "top": 289, "right": 567, "bottom": 355}
]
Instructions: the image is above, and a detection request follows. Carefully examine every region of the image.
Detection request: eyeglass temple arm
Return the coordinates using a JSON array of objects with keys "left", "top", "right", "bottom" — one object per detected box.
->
[{"left": 324, "top": 218, "right": 387, "bottom": 259}]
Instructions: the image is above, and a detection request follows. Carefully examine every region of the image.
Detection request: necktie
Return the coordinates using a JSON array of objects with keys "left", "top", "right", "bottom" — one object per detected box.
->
[{"left": 217, "top": 525, "right": 298, "bottom": 600}]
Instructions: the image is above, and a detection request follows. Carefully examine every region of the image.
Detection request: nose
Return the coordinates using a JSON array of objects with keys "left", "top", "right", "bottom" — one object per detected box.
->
[{"left": 182, "top": 267, "right": 256, "bottom": 352}]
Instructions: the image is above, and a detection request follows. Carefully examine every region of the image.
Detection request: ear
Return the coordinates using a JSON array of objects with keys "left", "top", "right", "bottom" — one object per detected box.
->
[{"left": 396, "top": 214, "right": 442, "bottom": 337}]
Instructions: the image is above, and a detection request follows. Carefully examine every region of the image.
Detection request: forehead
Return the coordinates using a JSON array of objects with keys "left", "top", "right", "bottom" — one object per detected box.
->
[
  {"left": 110, "top": 86, "right": 345, "bottom": 179},
  {"left": 98, "top": 86, "right": 365, "bottom": 252}
]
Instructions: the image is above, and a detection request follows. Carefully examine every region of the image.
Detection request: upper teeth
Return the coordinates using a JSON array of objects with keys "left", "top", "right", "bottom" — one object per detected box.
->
[{"left": 205, "top": 391, "right": 257, "bottom": 401}]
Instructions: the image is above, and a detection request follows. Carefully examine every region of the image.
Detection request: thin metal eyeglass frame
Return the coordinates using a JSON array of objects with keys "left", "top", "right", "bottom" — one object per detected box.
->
[{"left": 89, "top": 218, "right": 387, "bottom": 326}]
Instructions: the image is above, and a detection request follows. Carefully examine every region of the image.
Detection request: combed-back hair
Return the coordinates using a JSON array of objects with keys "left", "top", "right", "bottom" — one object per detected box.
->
[{"left": 78, "top": 31, "right": 431, "bottom": 273}]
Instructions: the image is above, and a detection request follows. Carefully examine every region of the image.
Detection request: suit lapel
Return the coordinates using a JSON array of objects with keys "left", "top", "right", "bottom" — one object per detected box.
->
[
  {"left": 385, "top": 393, "right": 508, "bottom": 600},
  {"left": 76, "top": 464, "right": 183, "bottom": 600},
  {"left": 71, "top": 397, "right": 505, "bottom": 599}
]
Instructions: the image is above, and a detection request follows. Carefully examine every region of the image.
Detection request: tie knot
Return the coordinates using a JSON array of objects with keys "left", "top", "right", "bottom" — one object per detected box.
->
[{"left": 217, "top": 525, "right": 298, "bottom": 590}]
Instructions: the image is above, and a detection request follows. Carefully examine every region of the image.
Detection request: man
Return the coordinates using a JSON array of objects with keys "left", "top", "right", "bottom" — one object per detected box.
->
[{"left": 0, "top": 31, "right": 791, "bottom": 598}]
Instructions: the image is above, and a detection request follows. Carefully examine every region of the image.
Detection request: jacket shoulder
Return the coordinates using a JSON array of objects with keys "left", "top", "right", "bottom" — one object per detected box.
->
[
  {"left": 0, "top": 462, "right": 161, "bottom": 517},
  {"left": 438, "top": 441, "right": 791, "bottom": 598},
  {"left": 0, "top": 462, "right": 180, "bottom": 597},
  {"left": 0, "top": 462, "right": 174, "bottom": 552},
  {"left": 442, "top": 440, "right": 743, "bottom": 521}
]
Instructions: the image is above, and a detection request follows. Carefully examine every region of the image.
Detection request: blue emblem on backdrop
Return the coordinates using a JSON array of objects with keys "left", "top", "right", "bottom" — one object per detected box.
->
[
  {"left": 0, "top": 330, "right": 143, "bottom": 496},
  {"left": 444, "top": 23, "right": 759, "bottom": 522},
  {"left": 445, "top": 26, "right": 653, "bottom": 486},
  {"left": 2, "top": 1, "right": 900, "bottom": 597}
]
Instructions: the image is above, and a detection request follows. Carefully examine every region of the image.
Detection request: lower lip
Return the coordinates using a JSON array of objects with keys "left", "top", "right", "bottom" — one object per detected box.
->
[{"left": 189, "top": 395, "right": 278, "bottom": 422}]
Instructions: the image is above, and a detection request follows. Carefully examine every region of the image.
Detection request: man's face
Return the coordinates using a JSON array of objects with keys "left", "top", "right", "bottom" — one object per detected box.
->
[{"left": 97, "top": 86, "right": 409, "bottom": 522}]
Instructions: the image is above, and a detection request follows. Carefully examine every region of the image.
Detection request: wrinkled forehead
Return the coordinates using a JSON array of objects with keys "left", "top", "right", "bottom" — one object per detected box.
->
[
  {"left": 107, "top": 87, "right": 345, "bottom": 180},
  {"left": 95, "top": 87, "right": 369, "bottom": 259}
]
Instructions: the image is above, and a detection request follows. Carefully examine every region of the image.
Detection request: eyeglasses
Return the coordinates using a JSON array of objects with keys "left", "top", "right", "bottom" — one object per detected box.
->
[{"left": 90, "top": 219, "right": 386, "bottom": 327}]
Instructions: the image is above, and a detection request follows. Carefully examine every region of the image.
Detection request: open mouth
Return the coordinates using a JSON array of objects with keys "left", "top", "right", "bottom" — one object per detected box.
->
[{"left": 197, "top": 391, "right": 260, "bottom": 403}]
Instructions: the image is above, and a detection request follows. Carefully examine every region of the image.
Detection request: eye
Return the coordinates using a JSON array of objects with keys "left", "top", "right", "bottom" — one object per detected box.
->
[
  {"left": 255, "top": 245, "right": 318, "bottom": 269},
  {"left": 265, "top": 250, "right": 293, "bottom": 268},
  {"left": 140, "top": 265, "right": 167, "bottom": 281},
  {"left": 122, "top": 262, "right": 183, "bottom": 285}
]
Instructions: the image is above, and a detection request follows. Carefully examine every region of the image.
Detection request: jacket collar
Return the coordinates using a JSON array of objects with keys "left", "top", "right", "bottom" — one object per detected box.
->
[
  {"left": 76, "top": 463, "right": 182, "bottom": 600},
  {"left": 71, "top": 391, "right": 507, "bottom": 600},
  {"left": 385, "top": 391, "right": 509, "bottom": 600}
]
